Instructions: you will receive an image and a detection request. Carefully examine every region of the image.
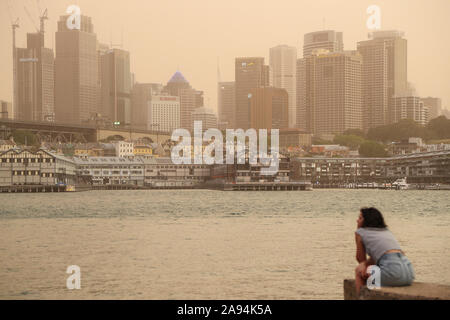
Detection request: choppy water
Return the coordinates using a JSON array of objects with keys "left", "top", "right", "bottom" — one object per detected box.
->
[{"left": 0, "top": 189, "right": 449, "bottom": 299}]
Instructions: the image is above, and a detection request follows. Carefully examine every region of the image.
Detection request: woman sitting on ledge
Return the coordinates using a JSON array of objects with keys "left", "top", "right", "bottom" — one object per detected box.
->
[{"left": 355, "top": 207, "right": 415, "bottom": 296}]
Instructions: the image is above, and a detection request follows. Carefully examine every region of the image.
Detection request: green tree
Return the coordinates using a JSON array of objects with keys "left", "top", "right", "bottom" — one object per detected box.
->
[
  {"left": 343, "top": 128, "right": 365, "bottom": 138},
  {"left": 367, "top": 119, "right": 426, "bottom": 142},
  {"left": 359, "top": 141, "right": 387, "bottom": 158},
  {"left": 312, "top": 137, "right": 334, "bottom": 145},
  {"left": 12, "top": 130, "right": 39, "bottom": 147},
  {"left": 426, "top": 116, "right": 450, "bottom": 139},
  {"left": 333, "top": 134, "right": 366, "bottom": 150}
]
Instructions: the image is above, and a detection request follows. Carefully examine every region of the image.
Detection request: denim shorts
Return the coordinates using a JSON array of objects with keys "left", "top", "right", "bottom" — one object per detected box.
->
[{"left": 377, "top": 252, "right": 415, "bottom": 286}]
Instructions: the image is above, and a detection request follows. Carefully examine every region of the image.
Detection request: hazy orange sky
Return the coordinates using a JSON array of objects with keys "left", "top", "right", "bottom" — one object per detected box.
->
[{"left": 1, "top": 0, "right": 449, "bottom": 113}]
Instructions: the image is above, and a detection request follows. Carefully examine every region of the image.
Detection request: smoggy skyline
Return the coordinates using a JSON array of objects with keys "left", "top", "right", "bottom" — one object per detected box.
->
[{"left": 1, "top": 0, "right": 449, "bottom": 113}]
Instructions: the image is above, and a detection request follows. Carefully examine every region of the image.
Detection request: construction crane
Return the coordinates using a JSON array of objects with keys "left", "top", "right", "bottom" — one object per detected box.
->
[{"left": 39, "top": 8, "right": 48, "bottom": 35}]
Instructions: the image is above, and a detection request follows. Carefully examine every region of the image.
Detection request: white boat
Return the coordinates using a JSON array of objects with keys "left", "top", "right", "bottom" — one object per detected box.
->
[{"left": 392, "top": 177, "right": 409, "bottom": 190}]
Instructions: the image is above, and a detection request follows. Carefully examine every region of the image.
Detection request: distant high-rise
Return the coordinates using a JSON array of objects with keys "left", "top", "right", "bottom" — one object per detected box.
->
[
  {"left": 15, "top": 31, "right": 54, "bottom": 122},
  {"left": 131, "top": 83, "right": 163, "bottom": 129},
  {"left": 235, "top": 57, "right": 270, "bottom": 129},
  {"left": 99, "top": 48, "right": 132, "bottom": 125},
  {"left": 163, "top": 71, "right": 203, "bottom": 130},
  {"left": 391, "top": 96, "right": 428, "bottom": 125},
  {"left": 191, "top": 107, "right": 218, "bottom": 131},
  {"left": 269, "top": 45, "right": 297, "bottom": 128},
  {"left": 303, "top": 30, "right": 343, "bottom": 57},
  {"left": 297, "top": 50, "right": 363, "bottom": 135},
  {"left": 149, "top": 95, "right": 180, "bottom": 133},
  {"left": 217, "top": 81, "right": 235, "bottom": 129},
  {"left": 0, "top": 101, "right": 13, "bottom": 120},
  {"left": 421, "top": 97, "right": 442, "bottom": 121},
  {"left": 357, "top": 30, "right": 408, "bottom": 130},
  {"left": 249, "top": 87, "right": 288, "bottom": 130},
  {"left": 55, "top": 15, "right": 99, "bottom": 124}
]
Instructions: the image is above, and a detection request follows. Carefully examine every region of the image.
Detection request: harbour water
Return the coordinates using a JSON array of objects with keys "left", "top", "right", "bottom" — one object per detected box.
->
[{"left": 0, "top": 189, "right": 449, "bottom": 299}]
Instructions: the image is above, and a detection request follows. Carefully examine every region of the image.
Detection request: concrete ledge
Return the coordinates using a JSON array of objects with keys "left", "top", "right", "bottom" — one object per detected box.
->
[{"left": 344, "top": 279, "right": 450, "bottom": 300}]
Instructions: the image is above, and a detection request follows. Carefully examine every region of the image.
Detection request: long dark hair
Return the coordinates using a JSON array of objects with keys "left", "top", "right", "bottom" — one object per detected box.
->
[{"left": 360, "top": 207, "right": 387, "bottom": 228}]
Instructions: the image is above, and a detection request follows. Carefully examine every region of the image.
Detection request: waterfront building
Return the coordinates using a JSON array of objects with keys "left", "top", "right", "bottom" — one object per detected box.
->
[
  {"left": 249, "top": 87, "right": 289, "bottom": 130},
  {"left": 55, "top": 15, "right": 99, "bottom": 124},
  {"left": 74, "top": 156, "right": 144, "bottom": 186},
  {"left": 303, "top": 30, "right": 343, "bottom": 57},
  {"left": 269, "top": 45, "right": 297, "bottom": 127},
  {"left": 290, "top": 150, "right": 450, "bottom": 185},
  {"left": 296, "top": 50, "right": 363, "bottom": 134},
  {"left": 0, "top": 140, "right": 17, "bottom": 153},
  {"left": 0, "top": 149, "right": 76, "bottom": 186},
  {"left": 114, "top": 141, "right": 134, "bottom": 157},
  {"left": 235, "top": 57, "right": 270, "bottom": 129},
  {"left": 218, "top": 81, "right": 235, "bottom": 129},
  {"left": 357, "top": 30, "right": 408, "bottom": 130},
  {"left": 141, "top": 157, "right": 210, "bottom": 188},
  {"left": 133, "top": 145, "right": 153, "bottom": 157}
]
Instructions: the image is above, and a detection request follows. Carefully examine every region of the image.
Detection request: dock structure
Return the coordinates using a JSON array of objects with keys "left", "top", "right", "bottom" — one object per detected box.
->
[
  {"left": 223, "top": 181, "right": 312, "bottom": 191},
  {"left": 0, "top": 184, "right": 68, "bottom": 193}
]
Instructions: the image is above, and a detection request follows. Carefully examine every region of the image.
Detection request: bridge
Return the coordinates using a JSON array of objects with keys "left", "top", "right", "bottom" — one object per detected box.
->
[{"left": 0, "top": 119, "right": 172, "bottom": 144}]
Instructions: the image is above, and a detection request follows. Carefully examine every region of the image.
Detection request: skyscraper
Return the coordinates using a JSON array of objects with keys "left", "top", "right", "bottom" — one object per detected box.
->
[
  {"left": 249, "top": 87, "right": 288, "bottom": 130},
  {"left": 303, "top": 30, "right": 343, "bottom": 57},
  {"left": 163, "top": 71, "right": 204, "bottom": 130},
  {"left": 99, "top": 48, "right": 132, "bottom": 125},
  {"left": 217, "top": 81, "right": 235, "bottom": 129},
  {"left": 357, "top": 30, "right": 407, "bottom": 130},
  {"left": 297, "top": 50, "right": 363, "bottom": 135},
  {"left": 235, "top": 57, "right": 270, "bottom": 130},
  {"left": 131, "top": 83, "right": 163, "bottom": 129},
  {"left": 55, "top": 15, "right": 99, "bottom": 124},
  {"left": 15, "top": 31, "right": 54, "bottom": 122},
  {"left": 149, "top": 95, "right": 180, "bottom": 132},
  {"left": 269, "top": 45, "right": 297, "bottom": 128}
]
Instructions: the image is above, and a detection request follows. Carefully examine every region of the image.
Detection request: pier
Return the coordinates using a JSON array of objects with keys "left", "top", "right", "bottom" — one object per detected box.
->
[
  {"left": 0, "top": 184, "right": 68, "bottom": 193},
  {"left": 222, "top": 181, "right": 312, "bottom": 191}
]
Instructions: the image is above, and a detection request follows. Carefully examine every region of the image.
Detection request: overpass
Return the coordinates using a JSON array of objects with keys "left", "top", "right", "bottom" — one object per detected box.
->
[{"left": 0, "top": 119, "right": 172, "bottom": 144}]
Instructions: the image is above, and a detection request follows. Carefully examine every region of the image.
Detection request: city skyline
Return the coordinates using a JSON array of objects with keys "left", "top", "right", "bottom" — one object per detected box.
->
[{"left": 1, "top": 0, "right": 450, "bottom": 115}]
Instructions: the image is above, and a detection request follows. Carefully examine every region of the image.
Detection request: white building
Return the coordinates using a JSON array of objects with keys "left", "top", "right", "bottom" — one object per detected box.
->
[
  {"left": 269, "top": 45, "right": 297, "bottom": 128},
  {"left": 390, "top": 96, "right": 429, "bottom": 125},
  {"left": 148, "top": 95, "right": 180, "bottom": 133},
  {"left": 115, "top": 141, "right": 134, "bottom": 158}
]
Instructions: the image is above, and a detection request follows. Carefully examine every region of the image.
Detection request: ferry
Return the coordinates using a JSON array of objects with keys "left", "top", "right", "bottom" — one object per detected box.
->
[{"left": 392, "top": 177, "right": 410, "bottom": 190}]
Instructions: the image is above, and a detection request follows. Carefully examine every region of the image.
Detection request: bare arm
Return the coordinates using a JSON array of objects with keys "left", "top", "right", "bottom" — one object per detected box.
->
[
  {"left": 355, "top": 233, "right": 375, "bottom": 265},
  {"left": 355, "top": 233, "right": 367, "bottom": 263}
]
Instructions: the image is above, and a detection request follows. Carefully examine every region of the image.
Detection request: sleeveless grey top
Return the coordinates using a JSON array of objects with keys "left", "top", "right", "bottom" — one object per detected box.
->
[{"left": 356, "top": 227, "right": 402, "bottom": 264}]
